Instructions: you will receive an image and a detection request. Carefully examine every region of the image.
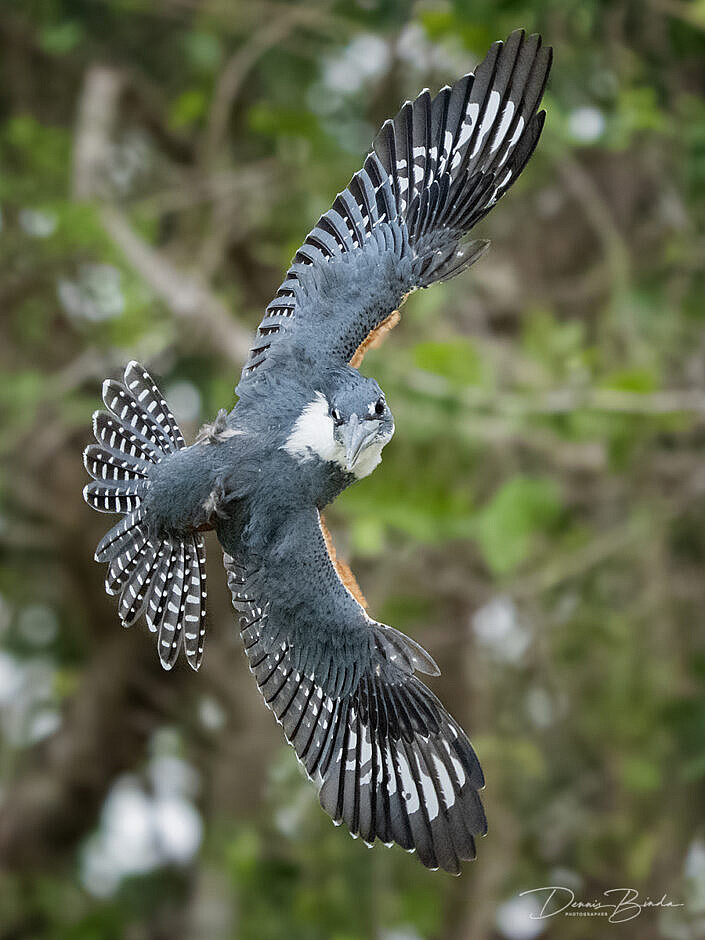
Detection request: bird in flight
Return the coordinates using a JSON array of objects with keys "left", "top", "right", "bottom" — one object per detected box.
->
[{"left": 83, "top": 30, "right": 552, "bottom": 873}]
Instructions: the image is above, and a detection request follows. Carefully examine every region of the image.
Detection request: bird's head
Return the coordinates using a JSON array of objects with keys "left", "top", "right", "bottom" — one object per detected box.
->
[
  {"left": 282, "top": 370, "right": 394, "bottom": 479},
  {"left": 328, "top": 373, "right": 395, "bottom": 477}
]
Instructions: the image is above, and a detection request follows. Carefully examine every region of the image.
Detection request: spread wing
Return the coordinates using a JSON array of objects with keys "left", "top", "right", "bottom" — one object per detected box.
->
[
  {"left": 237, "top": 29, "right": 551, "bottom": 394},
  {"left": 220, "top": 509, "right": 486, "bottom": 873}
]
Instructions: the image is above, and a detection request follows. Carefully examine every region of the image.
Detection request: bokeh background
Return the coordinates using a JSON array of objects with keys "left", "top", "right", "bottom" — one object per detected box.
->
[{"left": 1, "top": 1, "right": 705, "bottom": 938}]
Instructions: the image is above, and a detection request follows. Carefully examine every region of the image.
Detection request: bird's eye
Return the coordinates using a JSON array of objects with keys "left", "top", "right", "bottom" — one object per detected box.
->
[
  {"left": 374, "top": 397, "right": 385, "bottom": 416},
  {"left": 331, "top": 408, "right": 342, "bottom": 424}
]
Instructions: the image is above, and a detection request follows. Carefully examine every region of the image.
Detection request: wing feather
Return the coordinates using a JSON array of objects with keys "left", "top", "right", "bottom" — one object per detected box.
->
[
  {"left": 220, "top": 508, "right": 485, "bottom": 872},
  {"left": 237, "top": 29, "right": 551, "bottom": 394}
]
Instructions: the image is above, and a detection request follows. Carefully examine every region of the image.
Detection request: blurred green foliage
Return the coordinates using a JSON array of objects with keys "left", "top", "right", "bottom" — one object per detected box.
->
[{"left": 1, "top": 1, "right": 705, "bottom": 939}]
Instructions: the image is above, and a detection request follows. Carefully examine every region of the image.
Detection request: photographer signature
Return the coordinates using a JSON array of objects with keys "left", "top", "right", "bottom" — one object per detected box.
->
[{"left": 519, "top": 886, "right": 684, "bottom": 924}]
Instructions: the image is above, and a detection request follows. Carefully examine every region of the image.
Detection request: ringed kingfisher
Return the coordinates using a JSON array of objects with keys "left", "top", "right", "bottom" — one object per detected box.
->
[{"left": 84, "top": 30, "right": 552, "bottom": 873}]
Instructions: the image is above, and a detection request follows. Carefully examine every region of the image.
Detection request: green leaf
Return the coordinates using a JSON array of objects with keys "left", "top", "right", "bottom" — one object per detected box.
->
[
  {"left": 39, "top": 21, "right": 84, "bottom": 56},
  {"left": 522, "top": 308, "right": 588, "bottom": 380},
  {"left": 620, "top": 754, "right": 662, "bottom": 792},
  {"left": 601, "top": 366, "right": 659, "bottom": 393},
  {"left": 413, "top": 338, "right": 491, "bottom": 388},
  {"left": 184, "top": 31, "right": 223, "bottom": 72},
  {"left": 473, "top": 476, "right": 562, "bottom": 575},
  {"left": 168, "top": 89, "right": 207, "bottom": 130}
]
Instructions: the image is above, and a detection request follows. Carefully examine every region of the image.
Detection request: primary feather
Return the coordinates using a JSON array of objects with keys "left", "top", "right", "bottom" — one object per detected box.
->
[{"left": 238, "top": 28, "right": 551, "bottom": 390}]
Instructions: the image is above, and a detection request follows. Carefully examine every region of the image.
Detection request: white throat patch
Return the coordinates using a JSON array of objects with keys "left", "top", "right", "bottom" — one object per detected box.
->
[
  {"left": 282, "top": 392, "right": 389, "bottom": 480},
  {"left": 283, "top": 392, "right": 339, "bottom": 465}
]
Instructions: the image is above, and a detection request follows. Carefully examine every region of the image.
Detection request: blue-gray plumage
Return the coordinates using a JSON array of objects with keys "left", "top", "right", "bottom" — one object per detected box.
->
[{"left": 83, "top": 30, "right": 552, "bottom": 873}]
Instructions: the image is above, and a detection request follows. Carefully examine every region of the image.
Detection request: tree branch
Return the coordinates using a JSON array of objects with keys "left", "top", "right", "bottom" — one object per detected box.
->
[
  {"left": 72, "top": 62, "right": 253, "bottom": 366},
  {"left": 0, "top": 629, "right": 171, "bottom": 869},
  {"left": 99, "top": 204, "right": 252, "bottom": 364}
]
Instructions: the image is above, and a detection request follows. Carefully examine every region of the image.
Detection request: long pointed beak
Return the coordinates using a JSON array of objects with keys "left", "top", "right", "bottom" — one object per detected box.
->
[{"left": 342, "top": 414, "right": 379, "bottom": 471}]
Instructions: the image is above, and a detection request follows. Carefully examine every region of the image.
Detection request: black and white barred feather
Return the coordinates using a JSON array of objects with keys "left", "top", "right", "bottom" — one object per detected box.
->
[
  {"left": 80, "top": 30, "right": 550, "bottom": 872},
  {"left": 83, "top": 362, "right": 207, "bottom": 671},
  {"left": 224, "top": 554, "right": 486, "bottom": 873},
  {"left": 240, "top": 28, "right": 551, "bottom": 385}
]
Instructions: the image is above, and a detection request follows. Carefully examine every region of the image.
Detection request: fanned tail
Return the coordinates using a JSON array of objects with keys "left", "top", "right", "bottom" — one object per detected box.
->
[{"left": 83, "top": 361, "right": 207, "bottom": 671}]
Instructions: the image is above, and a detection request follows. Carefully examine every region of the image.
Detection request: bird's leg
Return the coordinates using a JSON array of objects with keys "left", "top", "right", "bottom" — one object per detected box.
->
[
  {"left": 195, "top": 408, "right": 240, "bottom": 445},
  {"left": 197, "top": 478, "right": 232, "bottom": 530},
  {"left": 187, "top": 412, "right": 242, "bottom": 530}
]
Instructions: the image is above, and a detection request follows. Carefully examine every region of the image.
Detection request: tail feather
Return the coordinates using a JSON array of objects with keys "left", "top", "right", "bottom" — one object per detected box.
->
[
  {"left": 83, "top": 444, "right": 149, "bottom": 483},
  {"left": 83, "top": 480, "right": 146, "bottom": 514},
  {"left": 144, "top": 545, "right": 171, "bottom": 633},
  {"left": 94, "top": 509, "right": 143, "bottom": 562},
  {"left": 123, "top": 361, "right": 185, "bottom": 449},
  {"left": 157, "top": 541, "right": 184, "bottom": 669},
  {"left": 118, "top": 539, "right": 161, "bottom": 626},
  {"left": 92, "top": 411, "right": 161, "bottom": 464},
  {"left": 102, "top": 379, "right": 177, "bottom": 455},
  {"left": 105, "top": 526, "right": 150, "bottom": 596},
  {"left": 83, "top": 362, "right": 207, "bottom": 671},
  {"left": 183, "top": 537, "right": 207, "bottom": 669}
]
